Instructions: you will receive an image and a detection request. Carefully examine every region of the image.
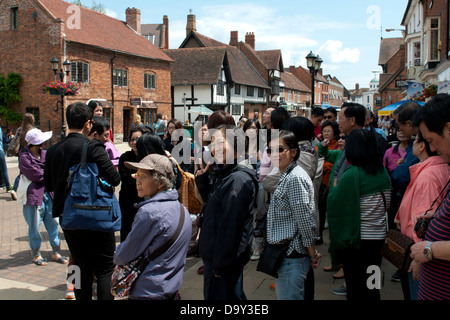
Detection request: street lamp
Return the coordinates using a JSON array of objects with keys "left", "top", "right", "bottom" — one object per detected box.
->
[
  {"left": 49, "top": 57, "right": 71, "bottom": 140},
  {"left": 50, "top": 56, "right": 59, "bottom": 78},
  {"left": 305, "top": 51, "right": 323, "bottom": 109}
]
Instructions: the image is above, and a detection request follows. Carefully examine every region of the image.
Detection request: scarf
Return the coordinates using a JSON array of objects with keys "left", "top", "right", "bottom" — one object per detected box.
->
[{"left": 327, "top": 165, "right": 391, "bottom": 258}]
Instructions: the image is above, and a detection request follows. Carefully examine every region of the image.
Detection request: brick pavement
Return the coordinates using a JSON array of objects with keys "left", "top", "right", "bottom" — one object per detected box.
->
[{"left": 0, "top": 143, "right": 404, "bottom": 300}]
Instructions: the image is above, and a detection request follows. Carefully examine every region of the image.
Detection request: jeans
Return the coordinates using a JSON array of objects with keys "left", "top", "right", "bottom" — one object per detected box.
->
[
  {"left": 408, "top": 271, "right": 419, "bottom": 300},
  {"left": 275, "top": 256, "right": 311, "bottom": 300},
  {"left": 0, "top": 150, "right": 11, "bottom": 189},
  {"left": 22, "top": 192, "right": 61, "bottom": 257}
]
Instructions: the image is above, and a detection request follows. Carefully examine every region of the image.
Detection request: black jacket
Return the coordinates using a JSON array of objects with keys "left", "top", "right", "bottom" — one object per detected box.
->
[
  {"left": 44, "top": 133, "right": 121, "bottom": 218},
  {"left": 196, "top": 164, "right": 257, "bottom": 276}
]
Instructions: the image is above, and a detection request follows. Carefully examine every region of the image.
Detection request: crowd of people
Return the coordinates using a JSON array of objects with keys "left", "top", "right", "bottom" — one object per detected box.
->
[{"left": 0, "top": 94, "right": 449, "bottom": 301}]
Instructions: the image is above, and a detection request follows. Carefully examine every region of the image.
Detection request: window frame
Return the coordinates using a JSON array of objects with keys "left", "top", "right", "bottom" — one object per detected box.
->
[
  {"left": 429, "top": 17, "right": 440, "bottom": 61},
  {"left": 144, "top": 72, "right": 156, "bottom": 90},
  {"left": 11, "top": 7, "right": 18, "bottom": 30},
  {"left": 113, "top": 68, "right": 128, "bottom": 87},
  {"left": 70, "top": 61, "right": 90, "bottom": 84}
]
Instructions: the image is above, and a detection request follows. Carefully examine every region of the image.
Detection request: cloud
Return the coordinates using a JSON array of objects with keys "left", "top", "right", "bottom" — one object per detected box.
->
[
  {"left": 104, "top": 8, "right": 118, "bottom": 19},
  {"left": 317, "top": 40, "right": 360, "bottom": 64}
]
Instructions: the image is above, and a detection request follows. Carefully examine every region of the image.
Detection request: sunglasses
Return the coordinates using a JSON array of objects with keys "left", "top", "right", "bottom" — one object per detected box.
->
[
  {"left": 324, "top": 116, "right": 334, "bottom": 120},
  {"left": 267, "top": 146, "right": 292, "bottom": 154},
  {"left": 338, "top": 135, "right": 346, "bottom": 140}
]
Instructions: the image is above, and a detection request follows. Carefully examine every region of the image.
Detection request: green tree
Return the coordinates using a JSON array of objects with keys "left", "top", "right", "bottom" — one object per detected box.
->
[
  {"left": 0, "top": 73, "right": 23, "bottom": 124},
  {"left": 71, "top": 0, "right": 106, "bottom": 13}
]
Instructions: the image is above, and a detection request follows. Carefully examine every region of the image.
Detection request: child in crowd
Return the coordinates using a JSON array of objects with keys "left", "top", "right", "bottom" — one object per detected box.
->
[{"left": 89, "top": 116, "right": 121, "bottom": 168}]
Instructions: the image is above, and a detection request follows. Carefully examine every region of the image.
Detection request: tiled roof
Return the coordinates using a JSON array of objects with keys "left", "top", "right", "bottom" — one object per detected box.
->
[
  {"left": 38, "top": 0, "right": 172, "bottom": 62},
  {"left": 180, "top": 31, "right": 229, "bottom": 48},
  {"left": 164, "top": 47, "right": 225, "bottom": 85},
  {"left": 378, "top": 38, "right": 403, "bottom": 65},
  {"left": 225, "top": 46, "right": 270, "bottom": 89},
  {"left": 256, "top": 50, "right": 283, "bottom": 70},
  {"left": 281, "top": 72, "right": 311, "bottom": 93},
  {"left": 164, "top": 46, "right": 270, "bottom": 89}
]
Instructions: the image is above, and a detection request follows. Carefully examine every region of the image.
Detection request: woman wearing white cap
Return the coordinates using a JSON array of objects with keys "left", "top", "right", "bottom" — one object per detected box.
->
[{"left": 18, "top": 128, "right": 66, "bottom": 266}]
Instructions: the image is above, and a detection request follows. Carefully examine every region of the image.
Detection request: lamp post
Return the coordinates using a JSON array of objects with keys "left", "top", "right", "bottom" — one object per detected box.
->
[
  {"left": 305, "top": 51, "right": 323, "bottom": 109},
  {"left": 50, "top": 56, "right": 71, "bottom": 140}
]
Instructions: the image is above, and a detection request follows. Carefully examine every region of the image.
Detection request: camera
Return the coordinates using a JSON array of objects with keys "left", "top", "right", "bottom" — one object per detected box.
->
[{"left": 414, "top": 218, "right": 429, "bottom": 239}]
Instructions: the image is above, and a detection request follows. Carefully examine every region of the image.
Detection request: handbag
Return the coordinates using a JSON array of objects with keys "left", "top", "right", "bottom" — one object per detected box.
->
[
  {"left": 381, "top": 190, "right": 415, "bottom": 271},
  {"left": 256, "top": 164, "right": 297, "bottom": 278},
  {"left": 8, "top": 135, "right": 20, "bottom": 156},
  {"left": 111, "top": 203, "right": 185, "bottom": 299},
  {"left": 61, "top": 141, "right": 121, "bottom": 232},
  {"left": 16, "top": 174, "right": 32, "bottom": 205},
  {"left": 382, "top": 229, "right": 414, "bottom": 271},
  {"left": 256, "top": 241, "right": 290, "bottom": 278},
  {"left": 176, "top": 162, "right": 203, "bottom": 215}
]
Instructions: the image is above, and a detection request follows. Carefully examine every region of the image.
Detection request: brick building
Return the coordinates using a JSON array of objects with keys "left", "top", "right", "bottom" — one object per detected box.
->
[
  {"left": 279, "top": 71, "right": 311, "bottom": 116},
  {"left": 401, "top": 0, "right": 450, "bottom": 95},
  {"left": 288, "top": 65, "right": 329, "bottom": 108},
  {"left": 378, "top": 37, "right": 407, "bottom": 108},
  {"left": 0, "top": 0, "right": 173, "bottom": 142}
]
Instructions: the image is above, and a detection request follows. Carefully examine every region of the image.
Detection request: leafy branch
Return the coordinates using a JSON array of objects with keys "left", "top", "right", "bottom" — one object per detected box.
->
[{"left": 0, "top": 73, "right": 23, "bottom": 124}]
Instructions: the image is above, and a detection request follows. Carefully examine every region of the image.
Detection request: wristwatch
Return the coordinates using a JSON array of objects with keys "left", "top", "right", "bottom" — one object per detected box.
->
[{"left": 424, "top": 242, "right": 433, "bottom": 261}]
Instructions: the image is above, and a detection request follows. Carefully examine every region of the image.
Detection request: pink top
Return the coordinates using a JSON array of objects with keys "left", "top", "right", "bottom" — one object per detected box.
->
[
  {"left": 397, "top": 156, "right": 450, "bottom": 243},
  {"left": 105, "top": 141, "right": 121, "bottom": 167},
  {"left": 383, "top": 145, "right": 407, "bottom": 173}
]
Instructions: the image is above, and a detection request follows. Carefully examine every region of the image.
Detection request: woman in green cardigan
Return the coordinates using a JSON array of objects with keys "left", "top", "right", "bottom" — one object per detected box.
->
[{"left": 327, "top": 129, "right": 391, "bottom": 300}]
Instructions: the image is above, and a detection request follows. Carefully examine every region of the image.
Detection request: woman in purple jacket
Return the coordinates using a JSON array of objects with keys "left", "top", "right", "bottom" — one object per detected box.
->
[{"left": 18, "top": 128, "right": 66, "bottom": 266}]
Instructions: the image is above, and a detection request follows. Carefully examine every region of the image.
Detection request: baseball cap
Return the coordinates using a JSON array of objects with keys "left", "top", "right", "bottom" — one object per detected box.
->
[
  {"left": 125, "top": 154, "right": 174, "bottom": 180},
  {"left": 25, "top": 128, "right": 53, "bottom": 146}
]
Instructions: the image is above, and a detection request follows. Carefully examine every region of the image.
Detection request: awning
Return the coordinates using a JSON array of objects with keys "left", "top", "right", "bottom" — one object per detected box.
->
[
  {"left": 187, "top": 105, "right": 214, "bottom": 115},
  {"left": 378, "top": 100, "right": 424, "bottom": 116}
]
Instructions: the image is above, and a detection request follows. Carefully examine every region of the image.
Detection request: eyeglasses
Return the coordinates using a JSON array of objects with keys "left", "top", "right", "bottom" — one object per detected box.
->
[
  {"left": 267, "top": 146, "right": 292, "bottom": 154},
  {"left": 338, "top": 136, "right": 346, "bottom": 140},
  {"left": 324, "top": 116, "right": 334, "bottom": 120},
  {"left": 130, "top": 138, "right": 139, "bottom": 143}
]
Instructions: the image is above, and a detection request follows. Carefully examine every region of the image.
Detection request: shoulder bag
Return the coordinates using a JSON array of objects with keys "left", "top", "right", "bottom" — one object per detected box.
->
[
  {"left": 381, "top": 191, "right": 415, "bottom": 271},
  {"left": 256, "top": 164, "right": 297, "bottom": 278},
  {"left": 8, "top": 135, "right": 20, "bottom": 156},
  {"left": 111, "top": 203, "right": 185, "bottom": 299}
]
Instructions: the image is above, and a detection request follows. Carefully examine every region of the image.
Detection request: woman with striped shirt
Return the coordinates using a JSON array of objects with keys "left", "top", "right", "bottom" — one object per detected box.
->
[{"left": 327, "top": 129, "right": 391, "bottom": 300}]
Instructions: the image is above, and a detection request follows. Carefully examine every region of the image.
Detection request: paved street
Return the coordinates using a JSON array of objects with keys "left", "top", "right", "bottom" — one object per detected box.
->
[{"left": 0, "top": 142, "right": 403, "bottom": 300}]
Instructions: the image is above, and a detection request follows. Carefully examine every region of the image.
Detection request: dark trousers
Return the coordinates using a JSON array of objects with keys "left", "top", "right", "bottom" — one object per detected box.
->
[
  {"left": 63, "top": 229, "right": 116, "bottom": 300},
  {"left": 337, "top": 239, "right": 385, "bottom": 300},
  {"left": 203, "top": 260, "right": 246, "bottom": 300}
]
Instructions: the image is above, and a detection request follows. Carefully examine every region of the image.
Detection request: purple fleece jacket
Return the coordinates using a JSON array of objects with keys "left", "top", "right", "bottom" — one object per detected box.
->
[{"left": 18, "top": 148, "right": 49, "bottom": 206}]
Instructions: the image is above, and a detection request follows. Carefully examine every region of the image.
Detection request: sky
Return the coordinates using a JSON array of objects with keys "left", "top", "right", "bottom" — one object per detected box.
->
[{"left": 79, "top": 0, "right": 408, "bottom": 90}]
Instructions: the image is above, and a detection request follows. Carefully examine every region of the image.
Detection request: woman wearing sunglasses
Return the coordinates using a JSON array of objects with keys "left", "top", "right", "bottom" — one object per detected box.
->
[{"left": 265, "top": 130, "right": 322, "bottom": 300}]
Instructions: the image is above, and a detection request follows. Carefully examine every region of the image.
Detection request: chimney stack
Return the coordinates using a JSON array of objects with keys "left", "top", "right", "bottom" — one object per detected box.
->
[
  {"left": 163, "top": 15, "right": 169, "bottom": 50},
  {"left": 186, "top": 10, "right": 197, "bottom": 36},
  {"left": 245, "top": 32, "right": 255, "bottom": 49},
  {"left": 355, "top": 83, "right": 360, "bottom": 91},
  {"left": 126, "top": 7, "right": 141, "bottom": 34},
  {"left": 229, "top": 31, "right": 239, "bottom": 47}
]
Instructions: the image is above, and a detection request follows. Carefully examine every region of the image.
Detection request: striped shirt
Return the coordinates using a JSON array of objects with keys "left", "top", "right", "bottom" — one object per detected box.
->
[
  {"left": 266, "top": 162, "right": 317, "bottom": 256},
  {"left": 360, "top": 192, "right": 391, "bottom": 240},
  {"left": 419, "top": 191, "right": 450, "bottom": 300}
]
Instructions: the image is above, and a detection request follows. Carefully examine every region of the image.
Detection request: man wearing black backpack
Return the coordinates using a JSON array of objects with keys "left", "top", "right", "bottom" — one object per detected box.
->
[{"left": 44, "top": 102, "right": 121, "bottom": 300}]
